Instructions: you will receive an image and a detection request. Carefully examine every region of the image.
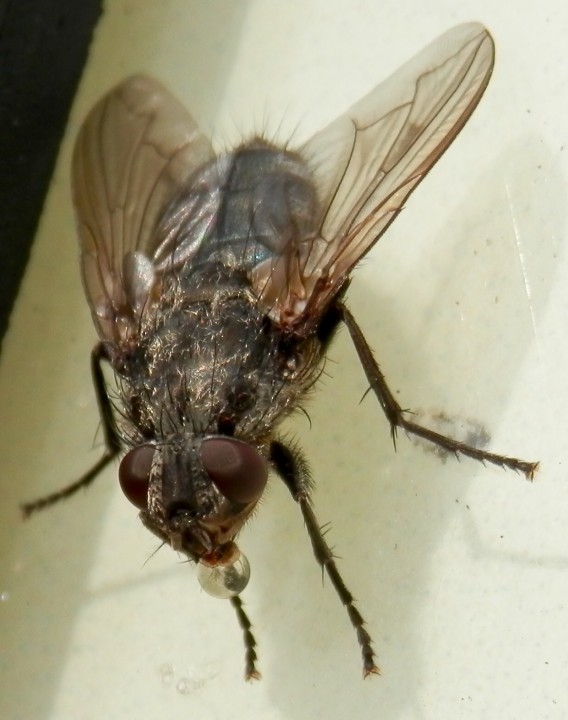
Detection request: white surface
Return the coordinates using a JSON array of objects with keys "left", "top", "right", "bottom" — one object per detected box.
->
[{"left": 0, "top": 1, "right": 566, "bottom": 719}]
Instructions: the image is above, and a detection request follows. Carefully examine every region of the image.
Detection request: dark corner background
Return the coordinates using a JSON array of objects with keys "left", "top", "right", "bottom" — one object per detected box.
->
[{"left": 0, "top": 0, "right": 103, "bottom": 352}]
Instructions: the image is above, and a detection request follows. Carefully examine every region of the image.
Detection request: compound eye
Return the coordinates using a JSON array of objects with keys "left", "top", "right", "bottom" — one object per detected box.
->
[
  {"left": 119, "top": 445, "right": 155, "bottom": 510},
  {"left": 200, "top": 437, "right": 268, "bottom": 504}
]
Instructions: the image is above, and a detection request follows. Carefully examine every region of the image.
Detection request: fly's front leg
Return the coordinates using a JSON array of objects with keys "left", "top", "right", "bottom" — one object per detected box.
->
[
  {"left": 141, "top": 513, "right": 261, "bottom": 681},
  {"left": 270, "top": 440, "right": 379, "bottom": 678},
  {"left": 22, "top": 342, "right": 121, "bottom": 517},
  {"left": 230, "top": 596, "right": 261, "bottom": 681},
  {"left": 337, "top": 302, "right": 539, "bottom": 479}
]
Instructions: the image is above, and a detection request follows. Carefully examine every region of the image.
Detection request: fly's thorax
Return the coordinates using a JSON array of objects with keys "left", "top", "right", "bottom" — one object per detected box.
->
[{"left": 118, "top": 287, "right": 324, "bottom": 443}]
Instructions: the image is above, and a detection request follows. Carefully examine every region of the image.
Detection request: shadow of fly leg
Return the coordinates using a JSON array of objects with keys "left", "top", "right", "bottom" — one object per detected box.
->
[
  {"left": 337, "top": 302, "right": 539, "bottom": 480},
  {"left": 270, "top": 440, "right": 379, "bottom": 678},
  {"left": 21, "top": 342, "right": 121, "bottom": 517}
]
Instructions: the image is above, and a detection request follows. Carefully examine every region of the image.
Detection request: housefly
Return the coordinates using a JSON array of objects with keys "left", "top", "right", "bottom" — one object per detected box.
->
[{"left": 23, "top": 23, "right": 538, "bottom": 679}]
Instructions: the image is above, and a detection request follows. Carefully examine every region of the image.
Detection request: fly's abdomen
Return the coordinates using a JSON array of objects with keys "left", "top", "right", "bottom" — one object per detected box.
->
[{"left": 153, "top": 140, "right": 318, "bottom": 284}]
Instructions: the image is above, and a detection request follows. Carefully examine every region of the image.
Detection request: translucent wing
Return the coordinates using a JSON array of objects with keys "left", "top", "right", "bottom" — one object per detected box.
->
[
  {"left": 72, "top": 75, "right": 214, "bottom": 347},
  {"left": 253, "top": 23, "right": 495, "bottom": 328}
]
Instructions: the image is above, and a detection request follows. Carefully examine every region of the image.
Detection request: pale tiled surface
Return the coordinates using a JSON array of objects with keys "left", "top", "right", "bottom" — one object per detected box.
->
[{"left": 1, "top": 2, "right": 566, "bottom": 719}]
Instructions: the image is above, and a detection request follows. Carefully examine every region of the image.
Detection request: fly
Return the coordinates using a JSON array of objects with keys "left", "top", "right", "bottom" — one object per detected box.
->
[{"left": 23, "top": 23, "right": 538, "bottom": 679}]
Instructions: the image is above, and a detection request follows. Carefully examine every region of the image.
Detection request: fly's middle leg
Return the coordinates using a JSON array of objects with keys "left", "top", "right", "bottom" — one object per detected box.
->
[
  {"left": 337, "top": 302, "right": 539, "bottom": 480},
  {"left": 21, "top": 342, "right": 121, "bottom": 517}
]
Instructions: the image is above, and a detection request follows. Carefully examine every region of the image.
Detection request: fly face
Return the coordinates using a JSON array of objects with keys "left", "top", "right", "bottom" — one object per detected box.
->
[
  {"left": 23, "top": 23, "right": 538, "bottom": 680},
  {"left": 119, "top": 436, "right": 268, "bottom": 565}
]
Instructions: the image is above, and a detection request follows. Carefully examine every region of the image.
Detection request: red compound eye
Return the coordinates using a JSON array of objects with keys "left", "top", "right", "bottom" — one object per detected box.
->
[
  {"left": 200, "top": 438, "right": 267, "bottom": 504},
  {"left": 119, "top": 445, "right": 155, "bottom": 509}
]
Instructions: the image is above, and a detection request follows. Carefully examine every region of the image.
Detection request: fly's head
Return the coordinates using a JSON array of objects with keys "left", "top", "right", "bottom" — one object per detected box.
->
[{"left": 118, "top": 435, "right": 268, "bottom": 597}]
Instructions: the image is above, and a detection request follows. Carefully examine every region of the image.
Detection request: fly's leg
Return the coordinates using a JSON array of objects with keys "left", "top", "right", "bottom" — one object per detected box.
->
[
  {"left": 230, "top": 596, "right": 261, "bottom": 681},
  {"left": 337, "top": 302, "right": 539, "bottom": 480},
  {"left": 141, "top": 512, "right": 261, "bottom": 681},
  {"left": 270, "top": 440, "right": 379, "bottom": 678},
  {"left": 21, "top": 342, "right": 121, "bottom": 517}
]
